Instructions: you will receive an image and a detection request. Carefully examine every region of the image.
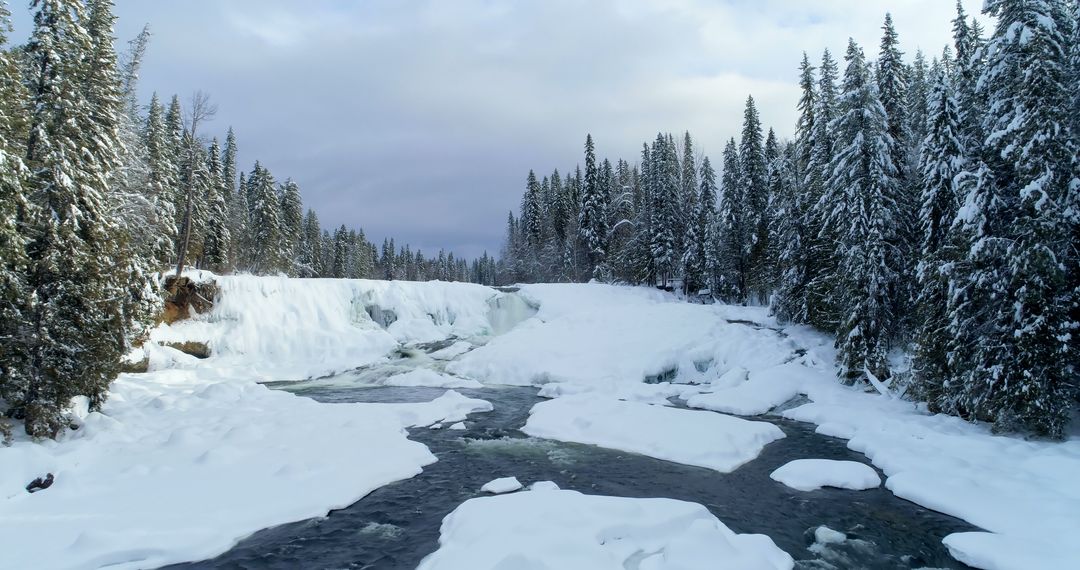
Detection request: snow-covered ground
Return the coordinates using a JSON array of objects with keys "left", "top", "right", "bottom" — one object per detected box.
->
[
  {"left": 4, "top": 275, "right": 1078, "bottom": 570},
  {"left": 417, "top": 485, "right": 794, "bottom": 570}
]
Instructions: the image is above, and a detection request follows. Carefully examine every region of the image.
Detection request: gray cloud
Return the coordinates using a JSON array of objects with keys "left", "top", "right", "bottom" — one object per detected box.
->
[{"left": 8, "top": 0, "right": 991, "bottom": 258}]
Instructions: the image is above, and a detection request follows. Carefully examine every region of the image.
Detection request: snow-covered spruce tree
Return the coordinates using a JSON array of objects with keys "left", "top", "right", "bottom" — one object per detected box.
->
[
  {"left": 330, "top": 225, "right": 347, "bottom": 278},
  {"left": 175, "top": 130, "right": 209, "bottom": 268},
  {"left": 679, "top": 132, "right": 699, "bottom": 292},
  {"left": 649, "top": 134, "right": 679, "bottom": 287},
  {"left": 247, "top": 162, "right": 285, "bottom": 274},
  {"left": 946, "top": 0, "right": 1076, "bottom": 437},
  {"left": 715, "top": 137, "right": 743, "bottom": 301},
  {"left": 906, "top": 50, "right": 930, "bottom": 158},
  {"left": 19, "top": 0, "right": 129, "bottom": 436},
  {"left": 878, "top": 14, "right": 917, "bottom": 336},
  {"left": 763, "top": 130, "right": 795, "bottom": 299},
  {"left": 578, "top": 134, "right": 608, "bottom": 278},
  {"left": 279, "top": 178, "right": 303, "bottom": 275},
  {"left": 690, "top": 156, "right": 719, "bottom": 297},
  {"left": 143, "top": 93, "right": 178, "bottom": 265},
  {"left": 202, "top": 138, "right": 231, "bottom": 272},
  {"left": 772, "top": 54, "right": 816, "bottom": 323},
  {"left": 0, "top": 3, "right": 32, "bottom": 415},
  {"left": 297, "top": 209, "right": 322, "bottom": 277},
  {"left": 740, "top": 96, "right": 770, "bottom": 303},
  {"left": 823, "top": 39, "right": 900, "bottom": 384},
  {"left": 951, "top": 0, "right": 986, "bottom": 153},
  {"left": 803, "top": 49, "right": 840, "bottom": 329},
  {"left": 910, "top": 69, "right": 965, "bottom": 406}
]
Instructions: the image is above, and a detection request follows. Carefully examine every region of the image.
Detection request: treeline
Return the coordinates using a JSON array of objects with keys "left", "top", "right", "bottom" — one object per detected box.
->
[
  {"left": 502, "top": 1, "right": 1079, "bottom": 438},
  {"left": 0, "top": 0, "right": 489, "bottom": 438}
]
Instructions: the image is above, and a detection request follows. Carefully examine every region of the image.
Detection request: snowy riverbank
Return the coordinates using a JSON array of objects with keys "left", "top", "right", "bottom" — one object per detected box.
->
[{"left": 2, "top": 275, "right": 1077, "bottom": 569}]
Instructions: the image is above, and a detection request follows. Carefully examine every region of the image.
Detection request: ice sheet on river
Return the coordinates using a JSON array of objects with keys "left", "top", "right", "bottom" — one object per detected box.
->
[
  {"left": 523, "top": 395, "right": 785, "bottom": 473},
  {"left": 417, "top": 488, "right": 794, "bottom": 570}
]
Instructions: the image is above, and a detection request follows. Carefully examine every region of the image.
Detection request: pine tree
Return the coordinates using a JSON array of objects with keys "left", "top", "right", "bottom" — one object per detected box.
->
[
  {"left": 824, "top": 39, "right": 900, "bottom": 384},
  {"left": 804, "top": 49, "right": 840, "bottom": 327},
  {"left": 685, "top": 156, "right": 716, "bottom": 295},
  {"left": 910, "top": 69, "right": 965, "bottom": 406},
  {"left": 947, "top": 0, "right": 1076, "bottom": 437},
  {"left": 202, "top": 138, "right": 230, "bottom": 271},
  {"left": 716, "top": 137, "right": 743, "bottom": 300},
  {"left": 143, "top": 93, "right": 177, "bottom": 264},
  {"left": 20, "top": 0, "right": 127, "bottom": 436},
  {"left": 773, "top": 55, "right": 817, "bottom": 322},
  {"left": 740, "top": 96, "right": 770, "bottom": 302},
  {"left": 248, "top": 163, "right": 284, "bottom": 274},
  {"left": 578, "top": 134, "right": 608, "bottom": 277},
  {"left": 0, "top": 3, "right": 32, "bottom": 417},
  {"left": 649, "top": 134, "right": 679, "bottom": 286},
  {"left": 279, "top": 178, "right": 303, "bottom": 275}
]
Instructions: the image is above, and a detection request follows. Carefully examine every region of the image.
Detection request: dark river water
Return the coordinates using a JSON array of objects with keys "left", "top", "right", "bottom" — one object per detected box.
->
[{"left": 168, "top": 374, "right": 975, "bottom": 570}]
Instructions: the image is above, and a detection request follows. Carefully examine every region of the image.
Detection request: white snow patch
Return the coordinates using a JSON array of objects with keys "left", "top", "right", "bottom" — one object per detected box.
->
[
  {"left": 428, "top": 341, "right": 475, "bottom": 360},
  {"left": 686, "top": 363, "right": 807, "bottom": 416},
  {"left": 416, "top": 489, "right": 794, "bottom": 570},
  {"left": 0, "top": 368, "right": 455, "bottom": 569},
  {"left": 523, "top": 395, "right": 785, "bottom": 473},
  {"left": 480, "top": 477, "right": 523, "bottom": 494},
  {"left": 448, "top": 422, "right": 467, "bottom": 431},
  {"left": 769, "top": 459, "right": 881, "bottom": 491},
  {"left": 369, "top": 390, "right": 492, "bottom": 428}
]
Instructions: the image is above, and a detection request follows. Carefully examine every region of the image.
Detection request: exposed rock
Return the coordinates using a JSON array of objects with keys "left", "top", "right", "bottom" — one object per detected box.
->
[
  {"left": 164, "top": 341, "right": 211, "bottom": 359},
  {"left": 161, "top": 275, "right": 218, "bottom": 325},
  {"left": 365, "top": 304, "right": 398, "bottom": 328},
  {"left": 26, "top": 473, "right": 54, "bottom": 494},
  {"left": 120, "top": 356, "right": 150, "bottom": 373}
]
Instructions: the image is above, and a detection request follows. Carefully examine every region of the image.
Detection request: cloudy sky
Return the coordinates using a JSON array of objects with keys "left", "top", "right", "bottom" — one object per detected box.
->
[{"left": 10, "top": 1, "right": 991, "bottom": 259}]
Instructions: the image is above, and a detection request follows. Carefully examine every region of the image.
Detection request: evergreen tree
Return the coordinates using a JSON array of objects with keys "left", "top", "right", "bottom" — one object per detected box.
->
[
  {"left": 946, "top": 0, "right": 1076, "bottom": 436},
  {"left": 248, "top": 163, "right": 284, "bottom": 274},
  {"left": 578, "top": 134, "right": 608, "bottom": 277},
  {"left": 910, "top": 69, "right": 965, "bottom": 405},
  {"left": 279, "top": 178, "right": 303, "bottom": 275},
  {"left": 202, "top": 138, "right": 230, "bottom": 271},
  {"left": 804, "top": 49, "right": 840, "bottom": 327},
  {"left": 740, "top": 96, "right": 770, "bottom": 302},
  {"left": 824, "top": 39, "right": 900, "bottom": 384},
  {"left": 716, "top": 137, "right": 743, "bottom": 300},
  {"left": 143, "top": 93, "right": 178, "bottom": 264}
]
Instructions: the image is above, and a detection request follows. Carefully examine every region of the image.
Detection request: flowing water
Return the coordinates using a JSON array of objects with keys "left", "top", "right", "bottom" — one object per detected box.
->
[{"left": 169, "top": 353, "right": 976, "bottom": 570}]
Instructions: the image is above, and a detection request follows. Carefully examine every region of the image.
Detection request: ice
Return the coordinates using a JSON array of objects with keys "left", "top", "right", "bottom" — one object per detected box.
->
[
  {"left": 449, "top": 283, "right": 792, "bottom": 390},
  {"left": 769, "top": 459, "right": 881, "bottom": 491},
  {"left": 480, "top": 476, "right": 523, "bottom": 494},
  {"left": 368, "top": 390, "right": 493, "bottom": 428},
  {"left": 152, "top": 275, "right": 501, "bottom": 380},
  {"left": 448, "top": 422, "right": 467, "bottom": 431},
  {"left": 814, "top": 526, "right": 847, "bottom": 545},
  {"left": 381, "top": 368, "right": 483, "bottom": 389},
  {"left": 417, "top": 489, "right": 794, "bottom": 570},
  {"left": 528, "top": 480, "right": 560, "bottom": 491},
  {"left": 523, "top": 395, "right": 785, "bottom": 473},
  {"left": 428, "top": 340, "right": 475, "bottom": 360},
  {"left": 686, "top": 363, "right": 807, "bottom": 416}
]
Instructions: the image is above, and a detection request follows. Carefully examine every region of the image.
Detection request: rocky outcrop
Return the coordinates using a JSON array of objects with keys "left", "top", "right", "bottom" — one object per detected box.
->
[
  {"left": 163, "top": 341, "right": 211, "bottom": 359},
  {"left": 161, "top": 275, "right": 218, "bottom": 325}
]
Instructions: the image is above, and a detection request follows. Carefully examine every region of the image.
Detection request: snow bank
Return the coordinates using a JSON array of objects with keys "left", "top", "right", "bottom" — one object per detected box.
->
[
  {"left": 0, "top": 368, "right": 468, "bottom": 570},
  {"left": 450, "top": 283, "right": 794, "bottom": 391},
  {"left": 769, "top": 459, "right": 880, "bottom": 491},
  {"left": 523, "top": 395, "right": 785, "bottom": 472},
  {"left": 152, "top": 275, "right": 503, "bottom": 379},
  {"left": 480, "top": 476, "right": 522, "bottom": 494},
  {"left": 686, "top": 363, "right": 808, "bottom": 416},
  {"left": 417, "top": 489, "right": 794, "bottom": 570},
  {"left": 768, "top": 329, "right": 1080, "bottom": 570},
  {"left": 366, "top": 390, "right": 492, "bottom": 427}
]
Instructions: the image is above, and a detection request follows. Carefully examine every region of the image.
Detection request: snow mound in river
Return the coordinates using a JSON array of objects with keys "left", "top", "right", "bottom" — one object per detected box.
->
[
  {"left": 523, "top": 395, "right": 785, "bottom": 473},
  {"left": 417, "top": 488, "right": 794, "bottom": 570},
  {"left": 769, "top": 459, "right": 880, "bottom": 491}
]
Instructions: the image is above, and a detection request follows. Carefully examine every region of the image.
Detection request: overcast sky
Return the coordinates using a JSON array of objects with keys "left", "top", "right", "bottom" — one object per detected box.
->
[{"left": 9, "top": 1, "right": 991, "bottom": 259}]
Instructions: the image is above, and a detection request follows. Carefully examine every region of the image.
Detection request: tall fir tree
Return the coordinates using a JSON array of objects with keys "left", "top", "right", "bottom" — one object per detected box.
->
[{"left": 824, "top": 39, "right": 900, "bottom": 384}]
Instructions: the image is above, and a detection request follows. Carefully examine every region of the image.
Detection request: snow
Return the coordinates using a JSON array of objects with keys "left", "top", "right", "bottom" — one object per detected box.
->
[
  {"left": 449, "top": 283, "right": 792, "bottom": 392},
  {"left": 523, "top": 395, "right": 785, "bottom": 473},
  {"left": 0, "top": 368, "right": 486, "bottom": 570},
  {"left": 480, "top": 477, "right": 522, "bottom": 494},
  {"left": 769, "top": 459, "right": 881, "bottom": 491},
  {"left": 428, "top": 340, "right": 475, "bottom": 360},
  {"left": 448, "top": 422, "right": 467, "bottom": 431},
  {"left": 361, "top": 390, "right": 492, "bottom": 428},
  {"left": 686, "top": 363, "right": 806, "bottom": 416},
  {"left": 417, "top": 489, "right": 794, "bottom": 570},
  {"left": 152, "top": 275, "right": 503, "bottom": 380},
  {"left": 814, "top": 526, "right": 847, "bottom": 545},
  {"left": 381, "top": 368, "right": 483, "bottom": 389}
]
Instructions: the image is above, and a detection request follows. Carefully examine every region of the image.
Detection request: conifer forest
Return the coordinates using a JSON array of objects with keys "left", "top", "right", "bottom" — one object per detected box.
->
[{"left": 1, "top": 2, "right": 1078, "bottom": 569}]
